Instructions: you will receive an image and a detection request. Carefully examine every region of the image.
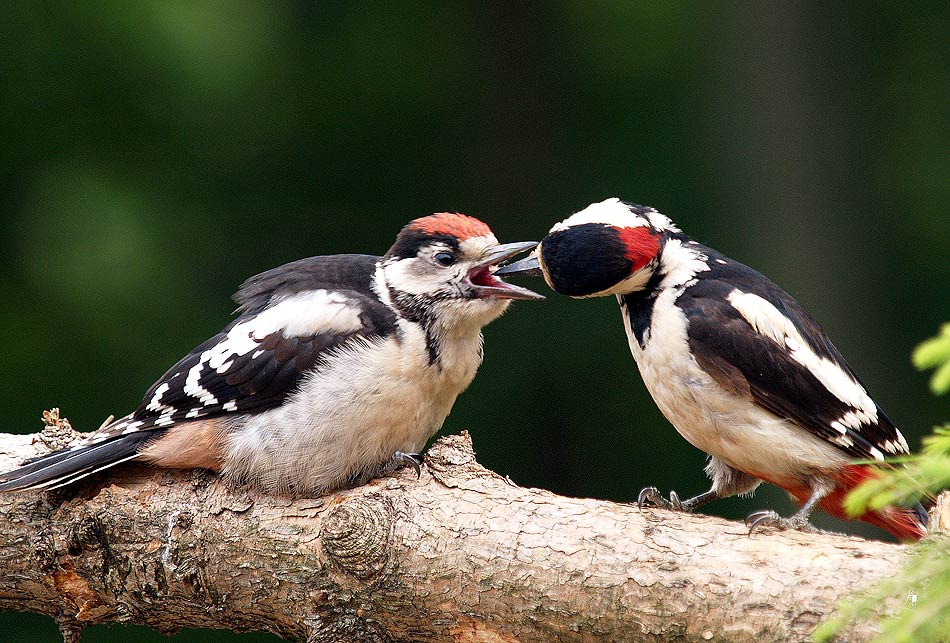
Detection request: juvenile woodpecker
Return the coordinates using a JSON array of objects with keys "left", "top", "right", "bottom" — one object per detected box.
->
[
  {"left": 497, "top": 197, "right": 925, "bottom": 540},
  {"left": 1, "top": 213, "right": 542, "bottom": 496}
]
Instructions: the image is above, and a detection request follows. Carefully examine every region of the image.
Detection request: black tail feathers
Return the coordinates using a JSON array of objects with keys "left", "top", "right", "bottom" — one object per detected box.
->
[{"left": 0, "top": 431, "right": 156, "bottom": 492}]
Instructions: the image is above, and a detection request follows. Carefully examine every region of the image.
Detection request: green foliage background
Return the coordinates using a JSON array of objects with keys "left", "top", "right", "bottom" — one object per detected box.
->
[{"left": 0, "top": 3, "right": 946, "bottom": 641}]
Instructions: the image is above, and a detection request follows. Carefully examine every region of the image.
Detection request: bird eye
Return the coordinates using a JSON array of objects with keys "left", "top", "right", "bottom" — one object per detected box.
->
[{"left": 434, "top": 251, "right": 456, "bottom": 266}]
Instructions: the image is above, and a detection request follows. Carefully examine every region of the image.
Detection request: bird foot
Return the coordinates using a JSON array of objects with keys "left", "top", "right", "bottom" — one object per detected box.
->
[
  {"left": 637, "top": 486, "right": 689, "bottom": 512},
  {"left": 387, "top": 451, "right": 424, "bottom": 479},
  {"left": 745, "top": 509, "right": 819, "bottom": 535},
  {"left": 349, "top": 451, "right": 424, "bottom": 487}
]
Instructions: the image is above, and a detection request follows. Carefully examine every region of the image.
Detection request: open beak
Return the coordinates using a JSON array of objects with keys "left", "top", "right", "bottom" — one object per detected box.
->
[
  {"left": 494, "top": 252, "right": 542, "bottom": 278},
  {"left": 467, "top": 242, "right": 545, "bottom": 301}
]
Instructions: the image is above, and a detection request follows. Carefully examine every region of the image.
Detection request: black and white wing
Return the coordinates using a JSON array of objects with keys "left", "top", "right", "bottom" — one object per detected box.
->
[
  {"left": 678, "top": 248, "right": 908, "bottom": 462},
  {"left": 95, "top": 253, "right": 398, "bottom": 441},
  {"left": 0, "top": 254, "right": 396, "bottom": 490}
]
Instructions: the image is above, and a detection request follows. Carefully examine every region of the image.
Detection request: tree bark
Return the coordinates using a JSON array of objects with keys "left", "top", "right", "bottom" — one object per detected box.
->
[{"left": 0, "top": 422, "right": 915, "bottom": 643}]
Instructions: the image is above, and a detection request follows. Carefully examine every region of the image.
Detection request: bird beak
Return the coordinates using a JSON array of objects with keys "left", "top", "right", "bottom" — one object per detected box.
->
[
  {"left": 468, "top": 242, "right": 545, "bottom": 301},
  {"left": 494, "top": 252, "right": 542, "bottom": 278}
]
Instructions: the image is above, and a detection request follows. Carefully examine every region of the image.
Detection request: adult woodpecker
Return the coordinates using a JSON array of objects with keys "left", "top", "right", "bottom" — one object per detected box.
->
[
  {"left": 497, "top": 198, "right": 925, "bottom": 540},
  {"left": 1, "top": 213, "right": 542, "bottom": 496}
]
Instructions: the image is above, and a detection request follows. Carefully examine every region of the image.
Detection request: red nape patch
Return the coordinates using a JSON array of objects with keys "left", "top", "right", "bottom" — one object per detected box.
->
[
  {"left": 409, "top": 212, "right": 492, "bottom": 240},
  {"left": 616, "top": 226, "right": 661, "bottom": 272}
]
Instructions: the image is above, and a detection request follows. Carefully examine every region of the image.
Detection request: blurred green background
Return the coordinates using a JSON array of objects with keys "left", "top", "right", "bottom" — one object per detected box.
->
[{"left": 1, "top": 2, "right": 946, "bottom": 641}]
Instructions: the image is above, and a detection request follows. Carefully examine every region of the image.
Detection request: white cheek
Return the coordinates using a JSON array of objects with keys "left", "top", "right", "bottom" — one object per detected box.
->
[
  {"left": 574, "top": 265, "right": 655, "bottom": 298},
  {"left": 431, "top": 297, "right": 510, "bottom": 331},
  {"left": 384, "top": 259, "right": 456, "bottom": 295}
]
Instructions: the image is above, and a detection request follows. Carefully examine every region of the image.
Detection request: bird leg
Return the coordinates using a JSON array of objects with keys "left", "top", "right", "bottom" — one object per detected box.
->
[
  {"left": 638, "top": 460, "right": 759, "bottom": 514},
  {"left": 745, "top": 480, "right": 832, "bottom": 534},
  {"left": 637, "top": 486, "right": 720, "bottom": 513}
]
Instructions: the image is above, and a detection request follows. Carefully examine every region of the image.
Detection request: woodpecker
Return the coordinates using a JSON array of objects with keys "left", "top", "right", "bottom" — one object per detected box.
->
[
  {"left": 497, "top": 197, "right": 925, "bottom": 540},
  {"left": 1, "top": 213, "right": 542, "bottom": 496}
]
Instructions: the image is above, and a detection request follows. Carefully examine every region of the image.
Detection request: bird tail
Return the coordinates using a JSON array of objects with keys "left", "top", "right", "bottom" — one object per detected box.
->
[
  {"left": 0, "top": 431, "right": 156, "bottom": 492},
  {"left": 858, "top": 502, "right": 928, "bottom": 542},
  {"left": 821, "top": 464, "right": 928, "bottom": 542}
]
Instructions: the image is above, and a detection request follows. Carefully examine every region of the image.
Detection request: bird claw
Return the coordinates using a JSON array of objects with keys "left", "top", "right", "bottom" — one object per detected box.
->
[
  {"left": 390, "top": 451, "right": 424, "bottom": 479},
  {"left": 745, "top": 509, "right": 818, "bottom": 535},
  {"left": 637, "top": 486, "right": 686, "bottom": 512}
]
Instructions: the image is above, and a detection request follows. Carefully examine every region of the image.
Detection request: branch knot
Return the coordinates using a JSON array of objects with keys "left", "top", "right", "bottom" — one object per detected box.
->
[{"left": 321, "top": 494, "right": 396, "bottom": 581}]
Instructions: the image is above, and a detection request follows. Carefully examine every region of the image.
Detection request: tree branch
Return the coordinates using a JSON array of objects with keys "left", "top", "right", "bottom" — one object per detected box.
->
[{"left": 0, "top": 424, "right": 914, "bottom": 642}]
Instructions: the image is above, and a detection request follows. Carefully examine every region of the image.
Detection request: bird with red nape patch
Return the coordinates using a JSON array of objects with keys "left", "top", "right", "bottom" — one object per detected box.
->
[
  {"left": 498, "top": 197, "right": 926, "bottom": 541},
  {"left": 0, "top": 212, "right": 543, "bottom": 497}
]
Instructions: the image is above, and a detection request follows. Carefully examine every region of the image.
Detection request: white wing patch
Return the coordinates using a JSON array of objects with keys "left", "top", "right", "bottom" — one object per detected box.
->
[
  {"left": 831, "top": 434, "right": 855, "bottom": 448},
  {"left": 45, "top": 289, "right": 372, "bottom": 448},
  {"left": 145, "top": 383, "right": 170, "bottom": 412},
  {"left": 726, "top": 289, "right": 880, "bottom": 429},
  {"left": 206, "top": 289, "right": 364, "bottom": 375},
  {"left": 262, "top": 289, "right": 365, "bottom": 338},
  {"left": 831, "top": 410, "right": 878, "bottom": 434},
  {"left": 881, "top": 438, "right": 908, "bottom": 454},
  {"left": 143, "top": 382, "right": 177, "bottom": 427},
  {"left": 186, "top": 356, "right": 220, "bottom": 405}
]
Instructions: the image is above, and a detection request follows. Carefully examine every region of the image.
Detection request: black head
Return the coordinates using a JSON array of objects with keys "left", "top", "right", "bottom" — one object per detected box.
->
[{"left": 497, "top": 198, "right": 675, "bottom": 298}]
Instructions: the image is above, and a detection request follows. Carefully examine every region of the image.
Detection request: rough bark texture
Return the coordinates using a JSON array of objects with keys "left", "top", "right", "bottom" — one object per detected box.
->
[{"left": 0, "top": 423, "right": 915, "bottom": 643}]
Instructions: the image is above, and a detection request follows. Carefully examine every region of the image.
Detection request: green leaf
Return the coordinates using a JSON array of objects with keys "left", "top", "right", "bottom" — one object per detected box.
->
[
  {"left": 913, "top": 325, "right": 950, "bottom": 395},
  {"left": 922, "top": 426, "right": 950, "bottom": 457},
  {"left": 931, "top": 361, "right": 950, "bottom": 395}
]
